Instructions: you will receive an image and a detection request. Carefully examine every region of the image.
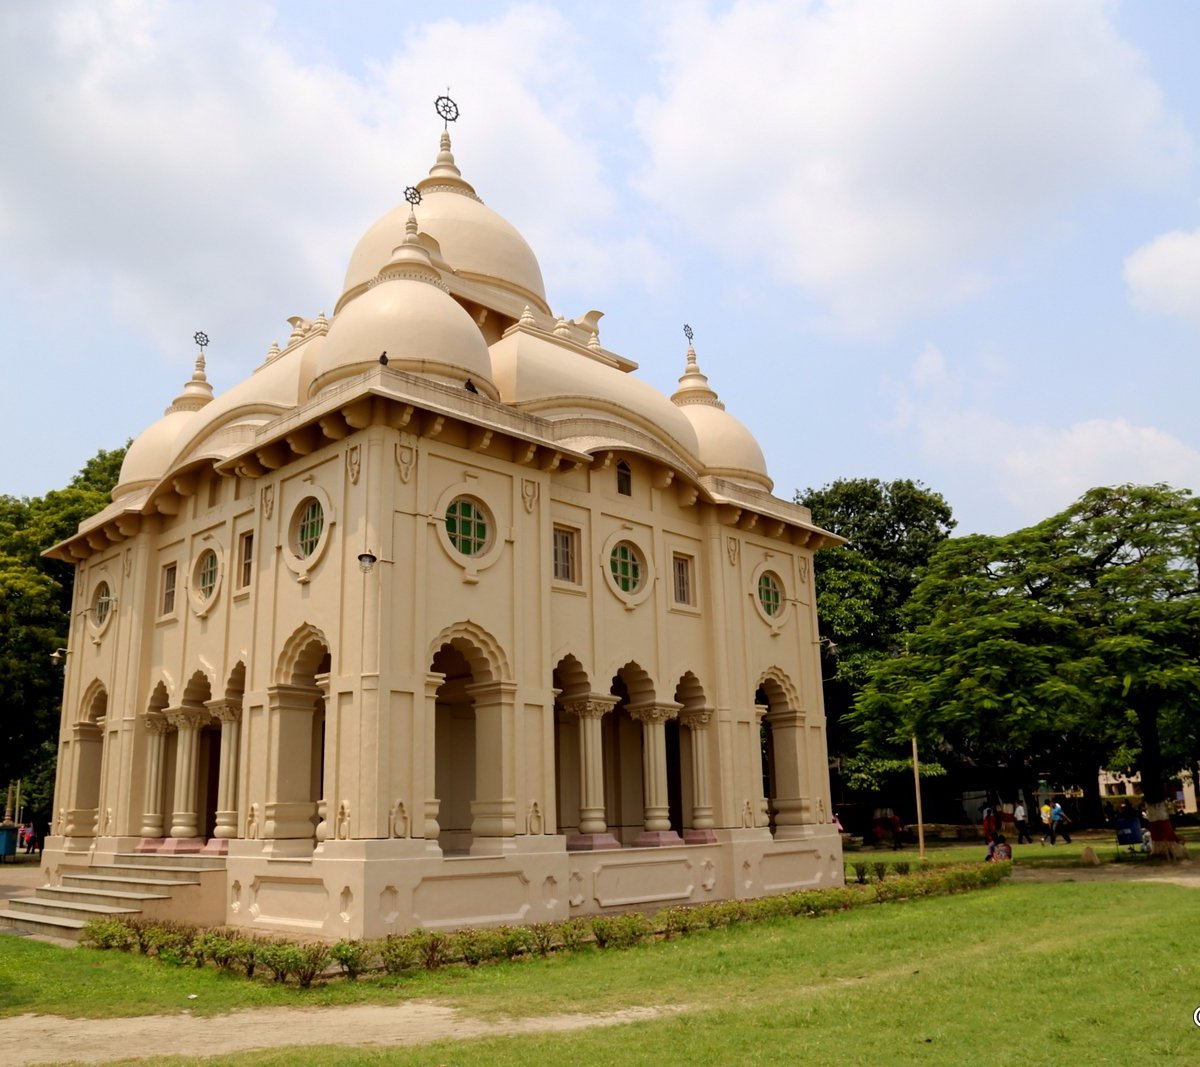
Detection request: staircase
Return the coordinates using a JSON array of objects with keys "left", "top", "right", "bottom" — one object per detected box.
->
[{"left": 0, "top": 853, "right": 227, "bottom": 942}]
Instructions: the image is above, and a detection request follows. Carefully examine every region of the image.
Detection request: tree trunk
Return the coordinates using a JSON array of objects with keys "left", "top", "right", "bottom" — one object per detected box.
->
[{"left": 1135, "top": 701, "right": 1189, "bottom": 860}]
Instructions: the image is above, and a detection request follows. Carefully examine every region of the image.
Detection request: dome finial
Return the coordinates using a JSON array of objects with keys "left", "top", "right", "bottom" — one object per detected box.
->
[
  {"left": 671, "top": 323, "right": 723, "bottom": 409},
  {"left": 167, "top": 332, "right": 215, "bottom": 414}
]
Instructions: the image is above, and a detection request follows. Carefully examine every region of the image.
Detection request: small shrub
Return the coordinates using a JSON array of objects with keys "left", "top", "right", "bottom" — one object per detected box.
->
[
  {"left": 851, "top": 862, "right": 869, "bottom": 884},
  {"left": 125, "top": 917, "right": 158, "bottom": 955},
  {"left": 527, "top": 922, "right": 556, "bottom": 956},
  {"left": 592, "top": 913, "right": 651, "bottom": 949},
  {"left": 330, "top": 938, "right": 376, "bottom": 980},
  {"left": 232, "top": 936, "right": 260, "bottom": 978},
  {"left": 81, "top": 918, "right": 133, "bottom": 950},
  {"left": 377, "top": 933, "right": 420, "bottom": 976},
  {"left": 146, "top": 921, "right": 196, "bottom": 965},
  {"left": 293, "top": 942, "right": 332, "bottom": 988},
  {"left": 497, "top": 924, "right": 534, "bottom": 960},
  {"left": 200, "top": 932, "right": 240, "bottom": 972},
  {"left": 872, "top": 862, "right": 889, "bottom": 882},
  {"left": 414, "top": 930, "right": 451, "bottom": 971},
  {"left": 555, "top": 918, "right": 592, "bottom": 952},
  {"left": 659, "top": 905, "right": 702, "bottom": 938},
  {"left": 893, "top": 860, "right": 911, "bottom": 876},
  {"left": 453, "top": 927, "right": 503, "bottom": 966},
  {"left": 259, "top": 940, "right": 304, "bottom": 983}
]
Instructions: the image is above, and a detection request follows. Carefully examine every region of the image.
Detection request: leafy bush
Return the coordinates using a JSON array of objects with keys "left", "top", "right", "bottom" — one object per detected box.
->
[
  {"left": 659, "top": 905, "right": 703, "bottom": 938},
  {"left": 377, "top": 933, "right": 421, "bottom": 976},
  {"left": 872, "top": 862, "right": 889, "bottom": 882},
  {"left": 851, "top": 862, "right": 869, "bottom": 884},
  {"left": 330, "top": 938, "right": 376, "bottom": 980},
  {"left": 231, "top": 936, "right": 260, "bottom": 978},
  {"left": 555, "top": 918, "right": 592, "bottom": 952},
  {"left": 527, "top": 922, "right": 556, "bottom": 956},
  {"left": 258, "top": 940, "right": 304, "bottom": 983},
  {"left": 414, "top": 930, "right": 451, "bottom": 970},
  {"left": 453, "top": 927, "right": 503, "bottom": 966},
  {"left": 293, "top": 942, "right": 332, "bottom": 988},
  {"left": 81, "top": 918, "right": 134, "bottom": 950},
  {"left": 893, "top": 861, "right": 911, "bottom": 876},
  {"left": 496, "top": 924, "right": 534, "bottom": 960},
  {"left": 591, "top": 913, "right": 651, "bottom": 949}
]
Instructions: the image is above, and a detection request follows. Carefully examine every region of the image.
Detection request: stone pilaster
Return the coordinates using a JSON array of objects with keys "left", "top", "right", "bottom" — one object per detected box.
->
[
  {"left": 139, "top": 714, "right": 169, "bottom": 838},
  {"left": 208, "top": 700, "right": 242, "bottom": 841},
  {"left": 464, "top": 680, "right": 519, "bottom": 855},
  {"left": 166, "top": 707, "right": 206, "bottom": 841},
  {"left": 765, "top": 707, "right": 811, "bottom": 838}
]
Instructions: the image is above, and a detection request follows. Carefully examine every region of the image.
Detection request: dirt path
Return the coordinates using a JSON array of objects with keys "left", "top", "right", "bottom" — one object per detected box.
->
[{"left": 0, "top": 1002, "right": 677, "bottom": 1066}]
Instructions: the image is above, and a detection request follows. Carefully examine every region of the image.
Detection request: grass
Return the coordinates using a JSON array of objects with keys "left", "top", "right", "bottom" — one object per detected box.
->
[{"left": 3, "top": 875, "right": 1199, "bottom": 1065}]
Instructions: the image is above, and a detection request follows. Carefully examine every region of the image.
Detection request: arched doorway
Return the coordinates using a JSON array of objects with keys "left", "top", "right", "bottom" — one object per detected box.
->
[
  {"left": 65, "top": 683, "right": 107, "bottom": 837},
  {"left": 756, "top": 671, "right": 807, "bottom": 838},
  {"left": 675, "top": 671, "right": 717, "bottom": 843}
]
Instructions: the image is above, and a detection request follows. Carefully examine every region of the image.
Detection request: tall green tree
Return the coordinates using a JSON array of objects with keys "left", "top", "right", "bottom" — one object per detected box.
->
[
  {"left": 796, "top": 478, "right": 955, "bottom": 765},
  {"left": 0, "top": 445, "right": 126, "bottom": 810},
  {"left": 853, "top": 483, "right": 1199, "bottom": 855}
]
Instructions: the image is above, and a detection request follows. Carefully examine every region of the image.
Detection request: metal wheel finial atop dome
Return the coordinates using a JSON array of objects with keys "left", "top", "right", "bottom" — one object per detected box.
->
[
  {"left": 404, "top": 186, "right": 422, "bottom": 207},
  {"left": 435, "top": 93, "right": 459, "bottom": 128},
  {"left": 683, "top": 324, "right": 694, "bottom": 345},
  {"left": 194, "top": 331, "right": 209, "bottom": 351}
]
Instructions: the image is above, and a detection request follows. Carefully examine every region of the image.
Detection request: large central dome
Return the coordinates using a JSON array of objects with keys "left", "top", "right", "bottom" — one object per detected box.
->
[{"left": 340, "top": 132, "right": 547, "bottom": 314}]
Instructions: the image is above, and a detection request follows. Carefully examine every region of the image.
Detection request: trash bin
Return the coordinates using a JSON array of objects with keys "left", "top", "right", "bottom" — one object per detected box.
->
[{"left": 0, "top": 825, "right": 17, "bottom": 862}]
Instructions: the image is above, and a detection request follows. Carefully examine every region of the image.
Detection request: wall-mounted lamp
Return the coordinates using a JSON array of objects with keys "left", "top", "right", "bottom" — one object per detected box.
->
[
  {"left": 816, "top": 636, "right": 839, "bottom": 656},
  {"left": 358, "top": 550, "right": 379, "bottom": 573},
  {"left": 50, "top": 647, "right": 70, "bottom": 665}
]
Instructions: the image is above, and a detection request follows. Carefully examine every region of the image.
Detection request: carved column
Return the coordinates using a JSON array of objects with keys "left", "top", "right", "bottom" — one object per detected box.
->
[
  {"left": 167, "top": 707, "right": 205, "bottom": 839},
  {"left": 208, "top": 700, "right": 242, "bottom": 839},
  {"left": 139, "top": 715, "right": 169, "bottom": 837},
  {"left": 563, "top": 694, "right": 620, "bottom": 851},
  {"left": 629, "top": 702, "right": 683, "bottom": 847},
  {"left": 766, "top": 707, "right": 811, "bottom": 839},
  {"left": 464, "top": 680, "right": 519, "bottom": 855},
  {"left": 679, "top": 707, "right": 718, "bottom": 844},
  {"left": 754, "top": 703, "right": 771, "bottom": 829},
  {"left": 422, "top": 673, "right": 443, "bottom": 842}
]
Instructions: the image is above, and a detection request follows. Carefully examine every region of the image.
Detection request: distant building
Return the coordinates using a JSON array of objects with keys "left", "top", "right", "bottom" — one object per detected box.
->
[{"left": 38, "top": 115, "right": 843, "bottom": 940}]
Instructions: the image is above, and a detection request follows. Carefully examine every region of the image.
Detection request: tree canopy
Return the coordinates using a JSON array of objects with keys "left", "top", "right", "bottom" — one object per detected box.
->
[
  {"left": 797, "top": 478, "right": 955, "bottom": 767},
  {"left": 0, "top": 444, "right": 126, "bottom": 813},
  {"left": 851, "top": 483, "right": 1199, "bottom": 853}
]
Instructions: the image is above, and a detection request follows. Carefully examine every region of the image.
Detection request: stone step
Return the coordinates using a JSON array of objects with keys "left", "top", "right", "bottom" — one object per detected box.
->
[
  {"left": 62, "top": 873, "right": 198, "bottom": 896},
  {"left": 115, "top": 853, "right": 227, "bottom": 870},
  {"left": 35, "top": 885, "right": 170, "bottom": 909},
  {"left": 5, "top": 895, "right": 140, "bottom": 922},
  {"left": 0, "top": 908, "right": 87, "bottom": 941},
  {"left": 85, "top": 864, "right": 208, "bottom": 882}
]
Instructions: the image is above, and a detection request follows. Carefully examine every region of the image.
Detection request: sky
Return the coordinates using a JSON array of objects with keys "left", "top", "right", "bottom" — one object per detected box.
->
[{"left": 2, "top": 0, "right": 1198, "bottom": 536}]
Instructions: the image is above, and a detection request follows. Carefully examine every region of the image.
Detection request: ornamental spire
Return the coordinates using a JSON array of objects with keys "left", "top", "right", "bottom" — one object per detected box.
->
[{"left": 671, "top": 324, "right": 724, "bottom": 409}]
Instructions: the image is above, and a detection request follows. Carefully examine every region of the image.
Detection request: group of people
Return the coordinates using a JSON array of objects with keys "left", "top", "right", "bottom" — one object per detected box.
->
[
  {"left": 17, "top": 822, "right": 40, "bottom": 855},
  {"left": 982, "top": 796, "right": 1073, "bottom": 860}
]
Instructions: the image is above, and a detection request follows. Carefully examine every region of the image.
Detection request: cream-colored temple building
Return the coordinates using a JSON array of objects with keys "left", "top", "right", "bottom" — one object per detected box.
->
[{"left": 31, "top": 114, "right": 844, "bottom": 940}]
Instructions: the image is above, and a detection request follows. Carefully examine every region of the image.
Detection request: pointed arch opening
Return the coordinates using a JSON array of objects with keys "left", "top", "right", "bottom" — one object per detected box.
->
[{"left": 65, "top": 681, "right": 108, "bottom": 837}]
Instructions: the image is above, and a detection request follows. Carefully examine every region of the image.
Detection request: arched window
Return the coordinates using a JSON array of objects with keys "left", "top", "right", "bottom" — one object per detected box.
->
[{"left": 616, "top": 460, "right": 632, "bottom": 496}]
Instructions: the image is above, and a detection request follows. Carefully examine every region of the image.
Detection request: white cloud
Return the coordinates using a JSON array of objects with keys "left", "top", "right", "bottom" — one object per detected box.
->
[
  {"left": 635, "top": 0, "right": 1190, "bottom": 333},
  {"left": 1124, "top": 225, "right": 1200, "bottom": 327},
  {"left": 887, "top": 346, "right": 1200, "bottom": 529},
  {"left": 0, "top": 1, "right": 642, "bottom": 371}
]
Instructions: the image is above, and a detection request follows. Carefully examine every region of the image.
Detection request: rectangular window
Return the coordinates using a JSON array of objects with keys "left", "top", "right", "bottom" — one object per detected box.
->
[
  {"left": 161, "top": 563, "right": 177, "bottom": 615},
  {"left": 553, "top": 526, "right": 578, "bottom": 583},
  {"left": 238, "top": 531, "right": 254, "bottom": 588},
  {"left": 672, "top": 553, "right": 694, "bottom": 606}
]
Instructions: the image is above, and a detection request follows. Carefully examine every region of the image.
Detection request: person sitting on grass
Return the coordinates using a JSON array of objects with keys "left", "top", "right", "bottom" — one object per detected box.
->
[{"left": 992, "top": 834, "right": 1012, "bottom": 861}]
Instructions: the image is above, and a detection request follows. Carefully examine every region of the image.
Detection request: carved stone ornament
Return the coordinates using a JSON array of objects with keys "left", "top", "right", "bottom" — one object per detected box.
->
[
  {"left": 561, "top": 696, "right": 617, "bottom": 720},
  {"left": 395, "top": 441, "right": 416, "bottom": 483},
  {"left": 727, "top": 537, "right": 739, "bottom": 565},
  {"left": 390, "top": 801, "right": 409, "bottom": 839},
  {"left": 347, "top": 444, "right": 361, "bottom": 485},
  {"left": 628, "top": 703, "right": 679, "bottom": 726},
  {"left": 124, "top": 548, "right": 133, "bottom": 578},
  {"left": 522, "top": 479, "right": 539, "bottom": 513},
  {"left": 527, "top": 800, "right": 543, "bottom": 835},
  {"left": 261, "top": 484, "right": 275, "bottom": 520},
  {"left": 246, "top": 803, "right": 259, "bottom": 840},
  {"left": 678, "top": 708, "right": 713, "bottom": 730},
  {"left": 742, "top": 799, "right": 754, "bottom": 828},
  {"left": 798, "top": 556, "right": 810, "bottom": 584}
]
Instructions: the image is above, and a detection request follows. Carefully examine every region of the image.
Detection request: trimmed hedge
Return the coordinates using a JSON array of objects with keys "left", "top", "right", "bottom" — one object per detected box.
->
[{"left": 80, "top": 861, "right": 1010, "bottom": 986}]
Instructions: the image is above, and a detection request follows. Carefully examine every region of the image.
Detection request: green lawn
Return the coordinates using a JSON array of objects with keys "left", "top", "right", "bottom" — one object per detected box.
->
[{"left": 3, "top": 874, "right": 1198, "bottom": 1065}]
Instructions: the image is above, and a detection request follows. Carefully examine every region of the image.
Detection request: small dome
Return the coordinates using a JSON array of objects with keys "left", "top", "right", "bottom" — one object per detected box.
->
[
  {"left": 490, "top": 325, "right": 700, "bottom": 464},
  {"left": 311, "top": 212, "right": 495, "bottom": 398},
  {"left": 114, "top": 354, "right": 213, "bottom": 499},
  {"left": 341, "top": 133, "right": 546, "bottom": 310},
  {"left": 671, "top": 345, "right": 772, "bottom": 491}
]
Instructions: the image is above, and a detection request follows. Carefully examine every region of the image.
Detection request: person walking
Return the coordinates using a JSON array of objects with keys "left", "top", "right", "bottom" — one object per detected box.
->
[
  {"left": 1040, "top": 800, "right": 1053, "bottom": 844},
  {"left": 1050, "top": 800, "right": 1071, "bottom": 845},
  {"left": 1014, "top": 801, "right": 1033, "bottom": 844}
]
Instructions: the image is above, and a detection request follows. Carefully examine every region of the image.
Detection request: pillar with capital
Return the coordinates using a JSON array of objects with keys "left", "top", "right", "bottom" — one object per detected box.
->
[
  {"left": 629, "top": 701, "right": 683, "bottom": 847},
  {"left": 63, "top": 718, "right": 103, "bottom": 837},
  {"left": 465, "top": 680, "right": 519, "bottom": 855},
  {"left": 166, "top": 707, "right": 206, "bottom": 842},
  {"left": 563, "top": 694, "right": 620, "bottom": 851},
  {"left": 422, "top": 673, "right": 442, "bottom": 843},
  {"left": 139, "top": 714, "right": 170, "bottom": 838},
  {"left": 679, "top": 706, "right": 718, "bottom": 844},
  {"left": 208, "top": 699, "right": 242, "bottom": 841},
  {"left": 262, "top": 684, "right": 321, "bottom": 840}
]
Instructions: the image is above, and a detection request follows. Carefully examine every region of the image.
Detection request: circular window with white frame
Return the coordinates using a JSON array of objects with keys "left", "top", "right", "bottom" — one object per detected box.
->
[
  {"left": 89, "top": 579, "right": 116, "bottom": 638},
  {"left": 599, "top": 527, "right": 655, "bottom": 610},
  {"left": 282, "top": 484, "right": 335, "bottom": 584},
  {"left": 749, "top": 559, "right": 791, "bottom": 632},
  {"left": 189, "top": 545, "right": 223, "bottom": 616},
  {"left": 431, "top": 482, "right": 505, "bottom": 582}
]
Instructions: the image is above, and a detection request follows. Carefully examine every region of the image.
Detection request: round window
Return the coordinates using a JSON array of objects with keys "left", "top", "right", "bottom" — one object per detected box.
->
[
  {"left": 294, "top": 498, "right": 325, "bottom": 559},
  {"left": 93, "top": 581, "right": 112, "bottom": 625},
  {"left": 195, "top": 549, "right": 219, "bottom": 601},
  {"left": 609, "top": 541, "right": 644, "bottom": 593},
  {"left": 758, "top": 572, "right": 783, "bottom": 617},
  {"left": 445, "top": 497, "right": 490, "bottom": 556}
]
